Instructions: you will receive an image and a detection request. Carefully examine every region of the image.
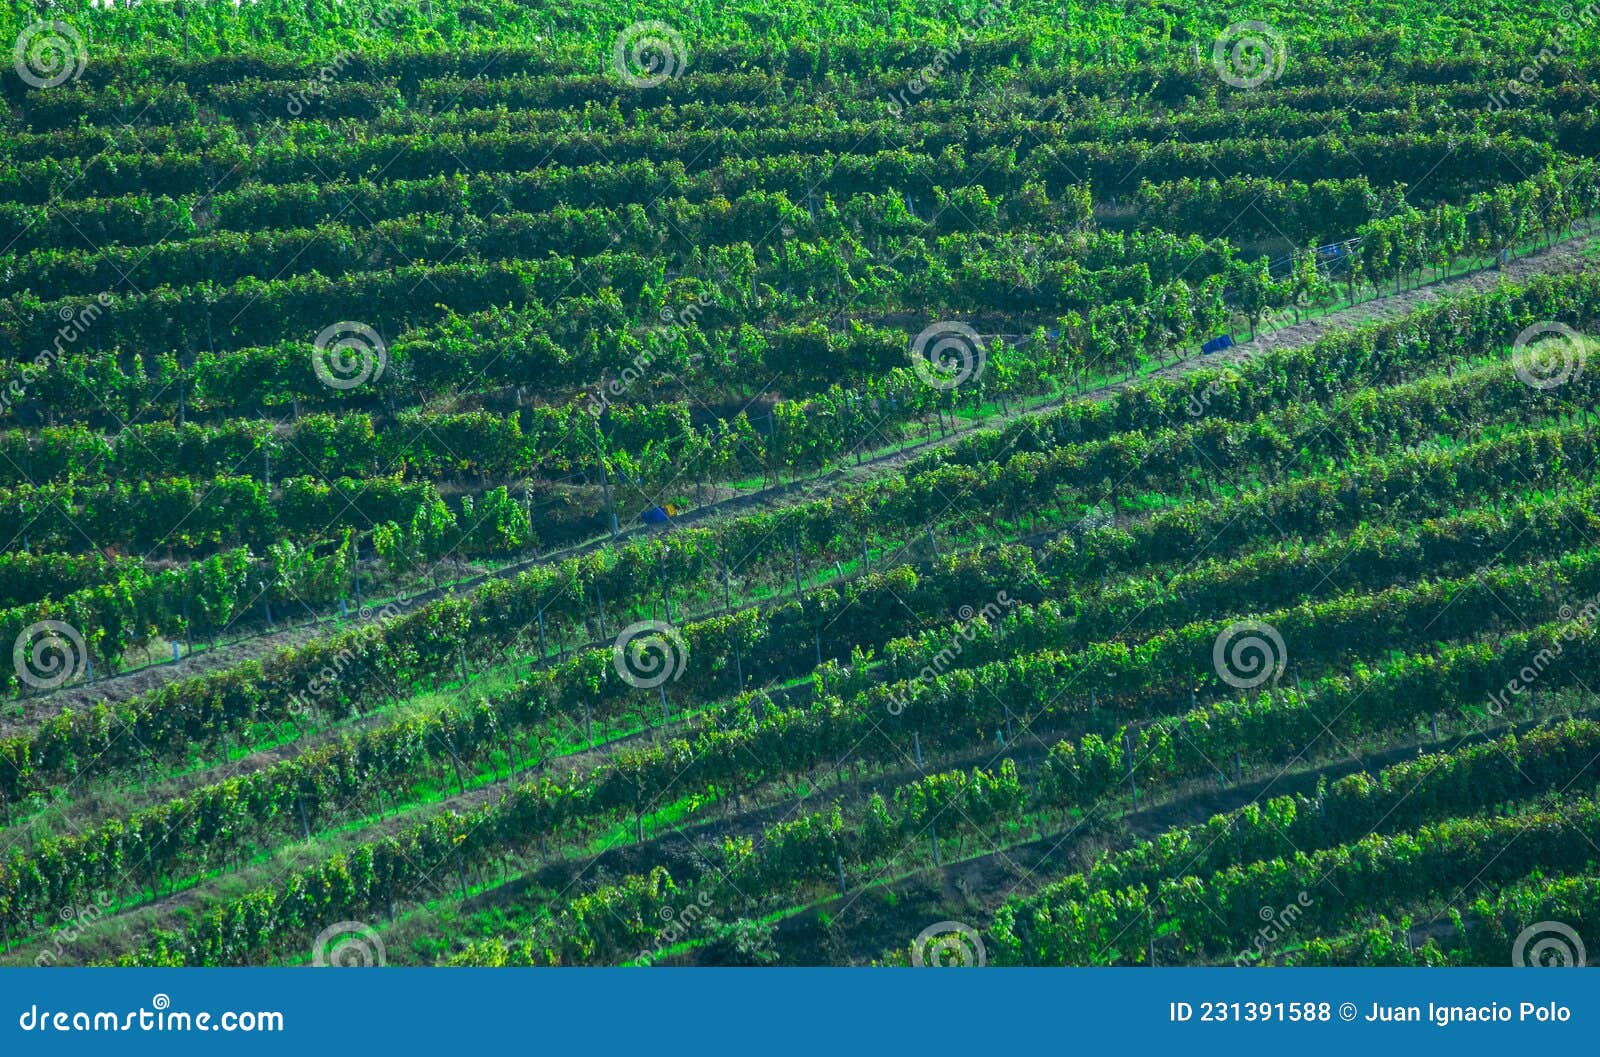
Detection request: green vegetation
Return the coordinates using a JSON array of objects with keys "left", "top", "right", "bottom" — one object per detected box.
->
[{"left": 3, "top": 0, "right": 1598, "bottom": 968}]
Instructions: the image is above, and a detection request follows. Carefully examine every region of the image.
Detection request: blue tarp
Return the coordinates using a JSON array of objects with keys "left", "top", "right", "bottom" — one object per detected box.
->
[{"left": 1201, "top": 335, "right": 1235, "bottom": 355}]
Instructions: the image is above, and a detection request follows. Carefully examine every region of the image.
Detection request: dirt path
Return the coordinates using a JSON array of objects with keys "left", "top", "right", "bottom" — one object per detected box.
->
[
  {"left": 9, "top": 672, "right": 1582, "bottom": 966},
  {"left": 768, "top": 704, "right": 1598, "bottom": 967},
  {"left": 1195, "top": 233, "right": 1599, "bottom": 377},
  {"left": 386, "top": 707, "right": 1560, "bottom": 966},
  {"left": 0, "top": 697, "right": 954, "bottom": 965},
  {"left": 0, "top": 705, "right": 699, "bottom": 965},
  {"left": 15, "top": 229, "right": 1598, "bottom": 727}
]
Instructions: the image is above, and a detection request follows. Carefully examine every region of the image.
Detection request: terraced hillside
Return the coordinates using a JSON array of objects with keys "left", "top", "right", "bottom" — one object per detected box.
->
[{"left": 2, "top": 0, "right": 1599, "bottom": 967}]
